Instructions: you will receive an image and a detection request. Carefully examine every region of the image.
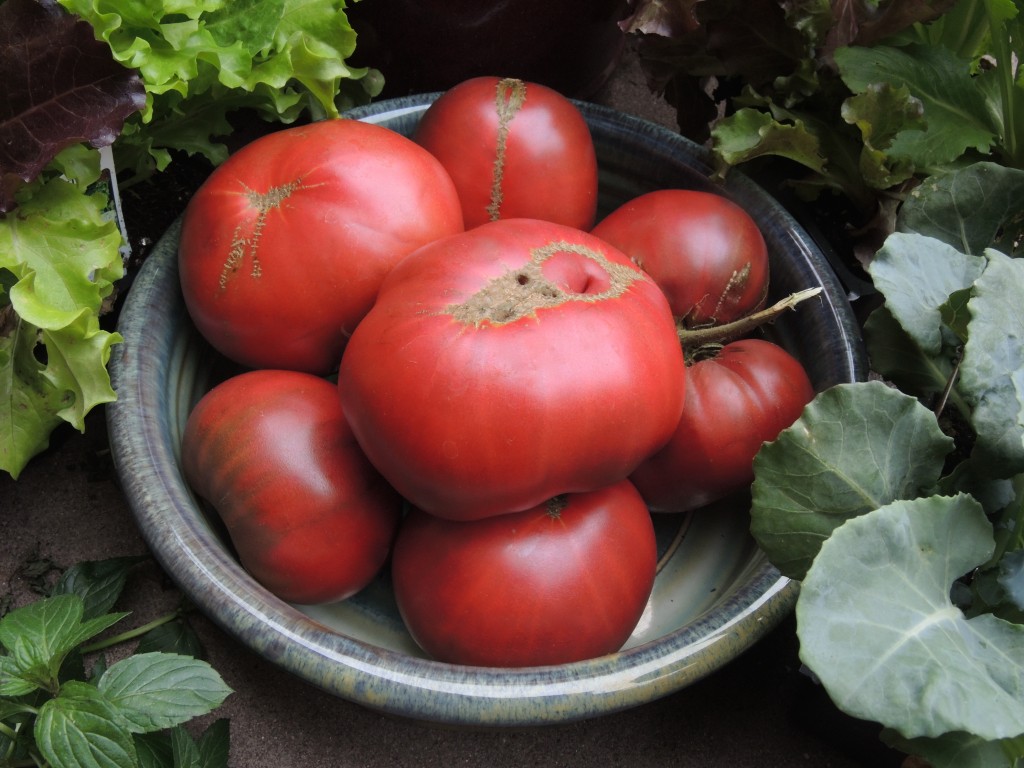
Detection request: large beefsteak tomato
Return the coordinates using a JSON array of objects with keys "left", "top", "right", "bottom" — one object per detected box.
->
[
  {"left": 337, "top": 218, "right": 686, "bottom": 521},
  {"left": 178, "top": 118, "right": 464, "bottom": 374},
  {"left": 391, "top": 479, "right": 657, "bottom": 667},
  {"left": 181, "top": 369, "right": 403, "bottom": 605},
  {"left": 630, "top": 338, "right": 814, "bottom": 512},
  {"left": 413, "top": 76, "right": 598, "bottom": 230},
  {"left": 592, "top": 189, "right": 769, "bottom": 327}
]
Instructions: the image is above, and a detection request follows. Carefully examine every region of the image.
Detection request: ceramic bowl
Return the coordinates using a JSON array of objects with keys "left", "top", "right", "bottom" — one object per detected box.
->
[{"left": 106, "top": 95, "right": 867, "bottom": 726}]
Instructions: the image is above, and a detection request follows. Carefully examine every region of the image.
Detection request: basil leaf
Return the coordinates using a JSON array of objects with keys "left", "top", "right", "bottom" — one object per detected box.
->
[{"left": 97, "top": 652, "right": 232, "bottom": 734}]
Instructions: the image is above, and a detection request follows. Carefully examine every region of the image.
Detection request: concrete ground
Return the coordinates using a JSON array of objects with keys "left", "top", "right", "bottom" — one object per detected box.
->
[{"left": 2, "top": 50, "right": 908, "bottom": 768}]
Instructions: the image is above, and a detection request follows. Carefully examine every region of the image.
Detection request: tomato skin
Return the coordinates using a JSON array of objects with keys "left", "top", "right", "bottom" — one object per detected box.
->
[
  {"left": 391, "top": 480, "right": 657, "bottom": 667},
  {"left": 630, "top": 339, "right": 815, "bottom": 513},
  {"left": 413, "top": 76, "right": 598, "bottom": 230},
  {"left": 591, "top": 189, "right": 769, "bottom": 327},
  {"left": 337, "top": 217, "right": 686, "bottom": 521},
  {"left": 178, "top": 119, "right": 464, "bottom": 374},
  {"left": 181, "top": 370, "right": 403, "bottom": 605}
]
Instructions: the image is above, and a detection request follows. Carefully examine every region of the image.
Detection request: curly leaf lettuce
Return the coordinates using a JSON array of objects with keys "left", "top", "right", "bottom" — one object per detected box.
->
[
  {"left": 57, "top": 0, "right": 381, "bottom": 178},
  {"left": 0, "top": 174, "right": 123, "bottom": 478}
]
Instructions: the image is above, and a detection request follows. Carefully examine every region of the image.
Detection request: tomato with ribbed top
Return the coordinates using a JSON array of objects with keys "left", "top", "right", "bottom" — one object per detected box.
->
[
  {"left": 337, "top": 217, "right": 686, "bottom": 521},
  {"left": 178, "top": 118, "right": 464, "bottom": 374}
]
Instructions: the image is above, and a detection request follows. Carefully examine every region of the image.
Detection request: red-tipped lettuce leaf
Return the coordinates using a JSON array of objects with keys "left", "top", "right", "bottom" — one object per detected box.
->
[{"left": 0, "top": 0, "right": 145, "bottom": 212}]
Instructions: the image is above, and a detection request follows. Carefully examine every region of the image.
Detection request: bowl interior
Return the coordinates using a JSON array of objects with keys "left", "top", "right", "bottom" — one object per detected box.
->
[{"left": 107, "top": 95, "right": 867, "bottom": 726}]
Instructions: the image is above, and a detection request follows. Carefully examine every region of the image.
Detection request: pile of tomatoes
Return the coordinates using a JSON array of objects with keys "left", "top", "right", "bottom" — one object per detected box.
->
[{"left": 177, "top": 77, "right": 814, "bottom": 668}]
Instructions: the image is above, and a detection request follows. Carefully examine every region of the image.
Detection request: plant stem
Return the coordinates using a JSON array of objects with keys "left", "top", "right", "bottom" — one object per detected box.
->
[
  {"left": 79, "top": 611, "right": 182, "bottom": 654},
  {"left": 0, "top": 720, "right": 19, "bottom": 741},
  {"left": 677, "top": 287, "right": 823, "bottom": 349}
]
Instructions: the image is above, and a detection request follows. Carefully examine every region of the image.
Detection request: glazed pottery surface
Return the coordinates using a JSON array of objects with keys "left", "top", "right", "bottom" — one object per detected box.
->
[{"left": 106, "top": 96, "right": 867, "bottom": 726}]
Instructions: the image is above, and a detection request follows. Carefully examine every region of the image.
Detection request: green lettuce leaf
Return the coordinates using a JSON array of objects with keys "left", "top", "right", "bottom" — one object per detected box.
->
[
  {"left": 0, "top": 174, "right": 122, "bottom": 478},
  {"left": 835, "top": 43, "right": 999, "bottom": 169},
  {"left": 58, "top": 0, "right": 381, "bottom": 178}
]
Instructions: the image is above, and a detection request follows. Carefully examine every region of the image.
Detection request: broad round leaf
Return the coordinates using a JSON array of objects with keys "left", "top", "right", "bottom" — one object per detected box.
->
[
  {"left": 867, "top": 233, "right": 985, "bottom": 356},
  {"left": 750, "top": 380, "right": 954, "bottom": 579},
  {"left": 797, "top": 494, "right": 1024, "bottom": 741},
  {"left": 961, "top": 250, "right": 1024, "bottom": 476}
]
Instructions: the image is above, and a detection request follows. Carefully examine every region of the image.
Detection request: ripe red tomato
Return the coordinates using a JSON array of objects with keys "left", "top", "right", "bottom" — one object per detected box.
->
[
  {"left": 337, "top": 218, "right": 686, "bottom": 521},
  {"left": 630, "top": 338, "right": 814, "bottom": 512},
  {"left": 413, "top": 76, "right": 598, "bottom": 230},
  {"left": 178, "top": 118, "right": 464, "bottom": 374},
  {"left": 180, "top": 369, "right": 403, "bottom": 605},
  {"left": 391, "top": 480, "right": 657, "bottom": 667},
  {"left": 591, "top": 189, "right": 769, "bottom": 327}
]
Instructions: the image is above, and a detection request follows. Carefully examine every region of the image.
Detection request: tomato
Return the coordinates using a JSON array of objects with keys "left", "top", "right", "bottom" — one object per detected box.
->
[
  {"left": 391, "top": 479, "right": 657, "bottom": 667},
  {"left": 178, "top": 119, "right": 464, "bottom": 374},
  {"left": 180, "top": 369, "right": 403, "bottom": 605},
  {"left": 337, "top": 217, "right": 686, "bottom": 521},
  {"left": 629, "top": 338, "right": 814, "bottom": 513},
  {"left": 591, "top": 189, "right": 769, "bottom": 327},
  {"left": 413, "top": 76, "right": 598, "bottom": 230}
]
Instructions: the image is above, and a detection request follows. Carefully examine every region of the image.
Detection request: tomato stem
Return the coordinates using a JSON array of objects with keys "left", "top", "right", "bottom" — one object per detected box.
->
[{"left": 677, "top": 287, "right": 823, "bottom": 350}]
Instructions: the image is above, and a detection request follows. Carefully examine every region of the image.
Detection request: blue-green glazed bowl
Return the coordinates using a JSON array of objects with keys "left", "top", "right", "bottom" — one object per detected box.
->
[{"left": 106, "top": 96, "right": 867, "bottom": 726}]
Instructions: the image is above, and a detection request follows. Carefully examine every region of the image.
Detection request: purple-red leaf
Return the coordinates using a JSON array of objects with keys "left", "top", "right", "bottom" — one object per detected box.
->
[{"left": 0, "top": 0, "right": 146, "bottom": 212}]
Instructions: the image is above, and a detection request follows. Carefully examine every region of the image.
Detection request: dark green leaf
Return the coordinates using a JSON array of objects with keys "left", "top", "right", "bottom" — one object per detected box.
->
[
  {"left": 750, "top": 380, "right": 954, "bottom": 579},
  {"left": 882, "top": 728, "right": 1024, "bottom": 768},
  {"left": 134, "top": 721, "right": 230, "bottom": 768},
  {"left": 97, "top": 652, "right": 232, "bottom": 734},
  {"left": 797, "top": 494, "right": 1024, "bottom": 740},
  {"left": 939, "top": 287, "right": 973, "bottom": 342},
  {"left": 195, "top": 718, "right": 230, "bottom": 768},
  {"left": 897, "top": 162, "right": 1024, "bottom": 256},
  {"left": 863, "top": 305, "right": 961, "bottom": 405},
  {"left": 170, "top": 725, "right": 201, "bottom": 768},
  {"left": 135, "top": 619, "right": 203, "bottom": 659},
  {"left": 34, "top": 680, "right": 137, "bottom": 768},
  {"left": 134, "top": 731, "right": 174, "bottom": 768},
  {"left": 54, "top": 557, "right": 147, "bottom": 620}
]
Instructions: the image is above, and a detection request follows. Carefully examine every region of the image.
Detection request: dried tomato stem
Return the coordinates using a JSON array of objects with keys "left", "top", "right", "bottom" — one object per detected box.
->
[{"left": 677, "top": 287, "right": 823, "bottom": 350}]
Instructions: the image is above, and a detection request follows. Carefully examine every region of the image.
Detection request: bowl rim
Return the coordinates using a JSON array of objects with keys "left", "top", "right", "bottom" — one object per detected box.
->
[{"left": 106, "top": 94, "right": 866, "bottom": 726}]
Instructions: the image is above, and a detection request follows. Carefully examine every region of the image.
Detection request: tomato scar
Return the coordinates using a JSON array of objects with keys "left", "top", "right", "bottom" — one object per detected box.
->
[
  {"left": 446, "top": 240, "right": 642, "bottom": 327},
  {"left": 218, "top": 179, "right": 302, "bottom": 291},
  {"left": 545, "top": 495, "right": 568, "bottom": 519},
  {"left": 487, "top": 78, "right": 527, "bottom": 222}
]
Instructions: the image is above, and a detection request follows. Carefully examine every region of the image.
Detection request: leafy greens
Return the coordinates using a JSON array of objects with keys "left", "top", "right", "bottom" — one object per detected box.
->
[
  {"left": 0, "top": 0, "right": 379, "bottom": 479},
  {"left": 620, "top": 1, "right": 1024, "bottom": 763},
  {"left": 751, "top": 160, "right": 1024, "bottom": 767}
]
